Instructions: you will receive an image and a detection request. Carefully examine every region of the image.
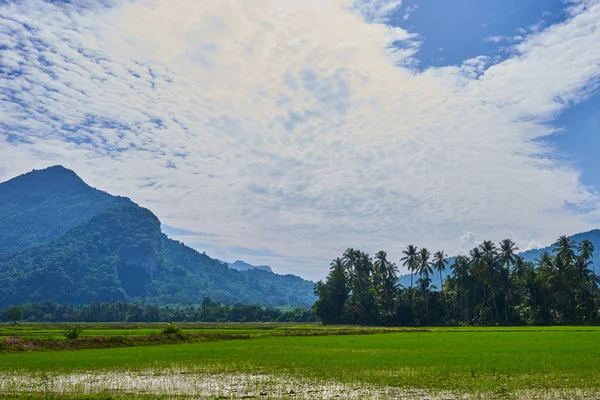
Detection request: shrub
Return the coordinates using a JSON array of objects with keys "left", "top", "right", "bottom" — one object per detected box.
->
[
  {"left": 7, "top": 306, "right": 24, "bottom": 324},
  {"left": 161, "top": 322, "right": 181, "bottom": 335},
  {"left": 62, "top": 325, "right": 85, "bottom": 340}
]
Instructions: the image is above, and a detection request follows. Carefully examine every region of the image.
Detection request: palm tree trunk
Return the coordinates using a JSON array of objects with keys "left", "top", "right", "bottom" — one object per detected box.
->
[
  {"left": 439, "top": 271, "right": 443, "bottom": 293},
  {"left": 492, "top": 291, "right": 500, "bottom": 323},
  {"left": 426, "top": 296, "right": 430, "bottom": 325}
]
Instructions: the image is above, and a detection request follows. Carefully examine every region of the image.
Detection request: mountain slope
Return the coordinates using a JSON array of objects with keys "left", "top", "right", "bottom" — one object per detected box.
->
[
  {"left": 520, "top": 230, "right": 600, "bottom": 266},
  {"left": 0, "top": 167, "right": 316, "bottom": 307},
  {"left": 0, "top": 205, "right": 160, "bottom": 305},
  {"left": 0, "top": 166, "right": 133, "bottom": 253}
]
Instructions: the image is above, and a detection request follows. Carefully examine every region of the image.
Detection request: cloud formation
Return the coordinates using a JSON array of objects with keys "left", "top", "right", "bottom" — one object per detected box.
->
[{"left": 1, "top": 0, "right": 600, "bottom": 280}]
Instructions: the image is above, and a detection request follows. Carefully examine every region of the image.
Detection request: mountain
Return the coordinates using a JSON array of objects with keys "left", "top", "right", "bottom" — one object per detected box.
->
[
  {"left": 229, "top": 260, "right": 272, "bottom": 273},
  {"left": 519, "top": 230, "right": 600, "bottom": 265},
  {"left": 0, "top": 166, "right": 133, "bottom": 253},
  {"left": 0, "top": 166, "right": 316, "bottom": 307},
  {"left": 396, "top": 230, "right": 600, "bottom": 288}
]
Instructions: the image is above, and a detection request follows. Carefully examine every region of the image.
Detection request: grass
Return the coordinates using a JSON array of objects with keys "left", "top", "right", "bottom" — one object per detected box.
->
[
  {"left": 1, "top": 324, "right": 600, "bottom": 398},
  {"left": 0, "top": 322, "right": 399, "bottom": 340}
]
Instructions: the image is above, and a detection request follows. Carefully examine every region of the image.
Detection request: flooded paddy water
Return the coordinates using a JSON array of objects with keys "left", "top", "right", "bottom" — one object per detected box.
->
[{"left": 0, "top": 368, "right": 597, "bottom": 399}]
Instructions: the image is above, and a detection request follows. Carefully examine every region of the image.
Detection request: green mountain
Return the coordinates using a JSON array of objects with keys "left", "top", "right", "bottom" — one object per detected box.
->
[
  {"left": 519, "top": 230, "right": 600, "bottom": 269},
  {"left": 0, "top": 166, "right": 132, "bottom": 253},
  {"left": 0, "top": 167, "right": 316, "bottom": 307}
]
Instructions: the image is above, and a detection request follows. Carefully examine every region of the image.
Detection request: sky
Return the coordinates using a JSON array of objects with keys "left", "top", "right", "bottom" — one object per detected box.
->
[{"left": 1, "top": 0, "right": 600, "bottom": 281}]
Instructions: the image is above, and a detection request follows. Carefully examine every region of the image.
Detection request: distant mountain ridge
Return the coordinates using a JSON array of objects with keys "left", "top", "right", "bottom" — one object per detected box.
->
[
  {"left": 228, "top": 260, "right": 272, "bottom": 273},
  {"left": 519, "top": 230, "right": 600, "bottom": 266},
  {"left": 0, "top": 166, "right": 316, "bottom": 307}
]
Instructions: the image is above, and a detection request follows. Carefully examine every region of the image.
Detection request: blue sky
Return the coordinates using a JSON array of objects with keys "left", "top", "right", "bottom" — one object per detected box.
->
[
  {"left": 1, "top": 0, "right": 599, "bottom": 280},
  {"left": 398, "top": 0, "right": 600, "bottom": 192},
  {"left": 399, "top": 0, "right": 568, "bottom": 68}
]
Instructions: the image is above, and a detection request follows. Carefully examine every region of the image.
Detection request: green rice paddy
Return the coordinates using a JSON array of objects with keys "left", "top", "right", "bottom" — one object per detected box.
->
[{"left": 1, "top": 324, "right": 600, "bottom": 398}]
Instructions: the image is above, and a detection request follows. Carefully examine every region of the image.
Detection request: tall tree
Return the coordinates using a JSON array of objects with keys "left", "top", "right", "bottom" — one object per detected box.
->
[
  {"left": 451, "top": 255, "right": 471, "bottom": 323},
  {"left": 374, "top": 251, "right": 398, "bottom": 324},
  {"left": 401, "top": 245, "right": 419, "bottom": 288},
  {"left": 416, "top": 248, "right": 433, "bottom": 279},
  {"left": 416, "top": 276, "right": 433, "bottom": 325},
  {"left": 313, "top": 258, "right": 349, "bottom": 324},
  {"left": 499, "top": 239, "right": 519, "bottom": 270},
  {"left": 7, "top": 306, "right": 23, "bottom": 324},
  {"left": 554, "top": 235, "right": 576, "bottom": 265},
  {"left": 433, "top": 251, "right": 448, "bottom": 292},
  {"left": 579, "top": 239, "right": 595, "bottom": 274},
  {"left": 513, "top": 255, "right": 526, "bottom": 280}
]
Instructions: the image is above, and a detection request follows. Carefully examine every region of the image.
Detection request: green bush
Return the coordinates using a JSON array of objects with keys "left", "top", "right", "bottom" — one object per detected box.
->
[
  {"left": 161, "top": 322, "right": 180, "bottom": 335},
  {"left": 62, "top": 325, "right": 85, "bottom": 340},
  {"left": 7, "top": 306, "right": 23, "bottom": 324}
]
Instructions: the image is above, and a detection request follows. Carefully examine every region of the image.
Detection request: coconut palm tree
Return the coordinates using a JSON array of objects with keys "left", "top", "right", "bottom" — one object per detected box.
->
[
  {"left": 374, "top": 250, "right": 398, "bottom": 323},
  {"left": 578, "top": 239, "right": 595, "bottom": 274},
  {"left": 374, "top": 251, "right": 388, "bottom": 289},
  {"left": 401, "top": 245, "right": 419, "bottom": 288},
  {"left": 451, "top": 255, "right": 472, "bottom": 324},
  {"left": 342, "top": 248, "right": 359, "bottom": 284},
  {"left": 499, "top": 239, "right": 519, "bottom": 270},
  {"left": 554, "top": 235, "right": 576, "bottom": 265},
  {"left": 480, "top": 240, "right": 497, "bottom": 259},
  {"left": 416, "top": 276, "right": 433, "bottom": 325},
  {"left": 433, "top": 251, "right": 448, "bottom": 292},
  {"left": 541, "top": 254, "right": 577, "bottom": 320},
  {"left": 416, "top": 248, "right": 433, "bottom": 279},
  {"left": 513, "top": 255, "right": 526, "bottom": 280}
]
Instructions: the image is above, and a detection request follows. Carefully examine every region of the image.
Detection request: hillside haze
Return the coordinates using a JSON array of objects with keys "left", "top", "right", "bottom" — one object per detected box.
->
[
  {"left": 229, "top": 260, "right": 273, "bottom": 273},
  {"left": 0, "top": 166, "right": 316, "bottom": 307}
]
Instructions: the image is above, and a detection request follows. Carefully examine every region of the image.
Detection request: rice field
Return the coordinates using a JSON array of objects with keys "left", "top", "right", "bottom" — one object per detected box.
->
[{"left": 1, "top": 324, "right": 600, "bottom": 399}]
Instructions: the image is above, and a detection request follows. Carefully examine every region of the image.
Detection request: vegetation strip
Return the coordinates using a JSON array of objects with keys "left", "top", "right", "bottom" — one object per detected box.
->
[
  {"left": 315, "top": 237, "right": 600, "bottom": 326},
  {"left": 0, "top": 324, "right": 401, "bottom": 353}
]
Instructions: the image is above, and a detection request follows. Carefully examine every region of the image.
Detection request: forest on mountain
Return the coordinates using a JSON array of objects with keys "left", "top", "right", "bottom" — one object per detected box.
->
[
  {"left": 0, "top": 205, "right": 315, "bottom": 307},
  {"left": 314, "top": 236, "right": 600, "bottom": 326},
  {"left": 0, "top": 167, "right": 316, "bottom": 308}
]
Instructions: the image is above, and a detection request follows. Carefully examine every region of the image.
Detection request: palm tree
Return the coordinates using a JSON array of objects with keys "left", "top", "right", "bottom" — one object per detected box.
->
[
  {"left": 513, "top": 255, "right": 526, "bottom": 280},
  {"left": 541, "top": 254, "right": 577, "bottom": 320},
  {"left": 374, "top": 251, "right": 388, "bottom": 290},
  {"left": 416, "top": 276, "right": 432, "bottom": 325},
  {"left": 480, "top": 240, "right": 497, "bottom": 259},
  {"left": 375, "top": 250, "right": 398, "bottom": 324},
  {"left": 433, "top": 251, "right": 448, "bottom": 292},
  {"left": 342, "top": 248, "right": 358, "bottom": 284},
  {"left": 554, "top": 235, "right": 576, "bottom": 265},
  {"left": 416, "top": 248, "right": 433, "bottom": 279},
  {"left": 401, "top": 245, "right": 419, "bottom": 288},
  {"left": 498, "top": 239, "right": 518, "bottom": 323},
  {"left": 499, "top": 239, "right": 519, "bottom": 269},
  {"left": 579, "top": 239, "right": 595, "bottom": 274},
  {"left": 451, "top": 255, "right": 471, "bottom": 324}
]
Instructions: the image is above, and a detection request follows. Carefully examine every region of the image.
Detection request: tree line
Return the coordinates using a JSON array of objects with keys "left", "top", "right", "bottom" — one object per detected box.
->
[
  {"left": 0, "top": 298, "right": 316, "bottom": 323},
  {"left": 314, "top": 236, "right": 600, "bottom": 326}
]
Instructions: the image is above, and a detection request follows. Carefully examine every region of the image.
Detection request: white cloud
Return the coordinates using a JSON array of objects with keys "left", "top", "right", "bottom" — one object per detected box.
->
[
  {"left": 484, "top": 35, "right": 509, "bottom": 43},
  {"left": 1, "top": 0, "right": 600, "bottom": 280},
  {"left": 457, "top": 232, "right": 476, "bottom": 255},
  {"left": 402, "top": 4, "right": 418, "bottom": 21}
]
